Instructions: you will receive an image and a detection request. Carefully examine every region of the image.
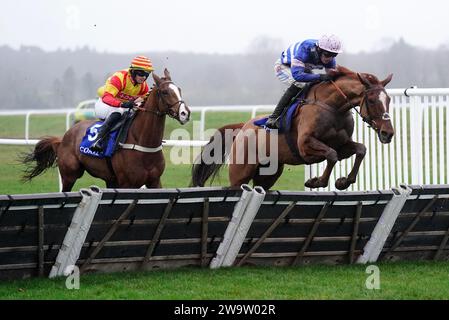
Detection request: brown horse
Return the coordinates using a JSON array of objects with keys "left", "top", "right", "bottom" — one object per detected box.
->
[
  {"left": 22, "top": 69, "right": 190, "bottom": 191},
  {"left": 191, "top": 66, "right": 394, "bottom": 190}
]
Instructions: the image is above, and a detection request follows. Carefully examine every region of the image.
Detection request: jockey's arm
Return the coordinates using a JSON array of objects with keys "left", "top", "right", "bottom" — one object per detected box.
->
[
  {"left": 101, "top": 75, "right": 124, "bottom": 107},
  {"left": 102, "top": 93, "right": 122, "bottom": 107},
  {"left": 291, "top": 58, "right": 320, "bottom": 82}
]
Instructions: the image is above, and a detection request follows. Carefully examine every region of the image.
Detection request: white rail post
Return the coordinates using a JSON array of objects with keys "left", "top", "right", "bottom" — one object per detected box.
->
[
  {"left": 401, "top": 96, "right": 409, "bottom": 184},
  {"left": 25, "top": 111, "right": 32, "bottom": 142},
  {"left": 66, "top": 111, "right": 74, "bottom": 131},
  {"left": 356, "top": 110, "right": 365, "bottom": 190},
  {"left": 199, "top": 107, "right": 210, "bottom": 141},
  {"left": 446, "top": 95, "right": 449, "bottom": 184},
  {"left": 431, "top": 95, "right": 438, "bottom": 184},
  {"left": 408, "top": 87, "right": 422, "bottom": 184},
  {"left": 57, "top": 167, "right": 63, "bottom": 192},
  {"left": 251, "top": 106, "right": 257, "bottom": 119},
  {"left": 423, "top": 96, "right": 430, "bottom": 184},
  {"left": 391, "top": 96, "right": 401, "bottom": 188},
  {"left": 304, "top": 165, "right": 311, "bottom": 191},
  {"left": 438, "top": 96, "right": 445, "bottom": 184}
]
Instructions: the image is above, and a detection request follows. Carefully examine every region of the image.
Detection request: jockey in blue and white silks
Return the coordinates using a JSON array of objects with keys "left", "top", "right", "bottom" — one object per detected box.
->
[
  {"left": 265, "top": 35, "right": 343, "bottom": 129},
  {"left": 280, "top": 39, "right": 337, "bottom": 83}
]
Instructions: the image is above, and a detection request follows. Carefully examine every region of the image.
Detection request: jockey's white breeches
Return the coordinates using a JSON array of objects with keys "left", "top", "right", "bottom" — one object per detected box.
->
[{"left": 94, "top": 98, "right": 127, "bottom": 120}]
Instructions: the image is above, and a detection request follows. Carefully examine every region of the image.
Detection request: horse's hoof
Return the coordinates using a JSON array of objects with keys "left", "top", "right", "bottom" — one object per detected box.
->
[
  {"left": 335, "top": 177, "right": 350, "bottom": 190},
  {"left": 305, "top": 177, "right": 326, "bottom": 188}
]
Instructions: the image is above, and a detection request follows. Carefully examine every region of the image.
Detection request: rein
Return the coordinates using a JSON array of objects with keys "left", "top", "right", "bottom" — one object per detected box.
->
[{"left": 306, "top": 80, "right": 353, "bottom": 115}]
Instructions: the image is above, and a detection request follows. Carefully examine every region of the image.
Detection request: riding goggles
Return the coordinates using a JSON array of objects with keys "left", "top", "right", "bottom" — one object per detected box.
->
[
  {"left": 322, "top": 51, "right": 338, "bottom": 58},
  {"left": 134, "top": 70, "right": 150, "bottom": 78}
]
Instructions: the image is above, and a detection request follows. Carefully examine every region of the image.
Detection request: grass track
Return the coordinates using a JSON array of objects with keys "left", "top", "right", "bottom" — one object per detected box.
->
[{"left": 0, "top": 262, "right": 448, "bottom": 299}]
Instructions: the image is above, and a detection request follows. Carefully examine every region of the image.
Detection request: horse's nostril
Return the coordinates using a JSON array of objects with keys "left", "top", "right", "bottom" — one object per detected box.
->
[{"left": 380, "top": 131, "right": 393, "bottom": 141}]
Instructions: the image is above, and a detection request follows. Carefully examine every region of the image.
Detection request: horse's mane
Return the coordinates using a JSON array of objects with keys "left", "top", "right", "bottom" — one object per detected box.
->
[
  {"left": 335, "top": 65, "right": 380, "bottom": 85},
  {"left": 336, "top": 65, "right": 355, "bottom": 76}
]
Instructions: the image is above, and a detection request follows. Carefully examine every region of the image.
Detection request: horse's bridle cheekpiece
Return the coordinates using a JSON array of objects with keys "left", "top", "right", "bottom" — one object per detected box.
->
[
  {"left": 357, "top": 85, "right": 391, "bottom": 131},
  {"left": 329, "top": 75, "right": 391, "bottom": 132},
  {"left": 156, "top": 81, "right": 185, "bottom": 119},
  {"left": 135, "top": 80, "right": 185, "bottom": 119}
]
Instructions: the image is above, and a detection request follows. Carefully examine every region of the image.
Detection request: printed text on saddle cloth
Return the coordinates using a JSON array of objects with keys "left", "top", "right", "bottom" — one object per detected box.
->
[{"left": 79, "top": 123, "right": 118, "bottom": 158}]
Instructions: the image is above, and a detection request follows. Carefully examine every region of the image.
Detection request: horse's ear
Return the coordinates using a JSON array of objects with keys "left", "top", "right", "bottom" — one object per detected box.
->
[
  {"left": 357, "top": 73, "right": 371, "bottom": 88},
  {"left": 164, "top": 68, "right": 171, "bottom": 80},
  {"left": 381, "top": 73, "right": 393, "bottom": 87},
  {"left": 152, "top": 72, "right": 161, "bottom": 85}
]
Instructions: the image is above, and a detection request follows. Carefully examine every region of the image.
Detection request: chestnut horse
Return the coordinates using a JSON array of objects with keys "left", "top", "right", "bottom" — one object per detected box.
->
[
  {"left": 191, "top": 66, "right": 394, "bottom": 190},
  {"left": 23, "top": 69, "right": 190, "bottom": 191}
]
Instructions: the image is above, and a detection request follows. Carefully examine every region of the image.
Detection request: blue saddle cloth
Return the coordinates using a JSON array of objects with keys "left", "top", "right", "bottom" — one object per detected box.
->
[
  {"left": 254, "top": 99, "right": 302, "bottom": 133},
  {"left": 79, "top": 122, "right": 119, "bottom": 158}
]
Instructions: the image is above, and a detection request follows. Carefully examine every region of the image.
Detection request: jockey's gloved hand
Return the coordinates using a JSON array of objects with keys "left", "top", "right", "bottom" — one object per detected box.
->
[
  {"left": 121, "top": 101, "right": 135, "bottom": 109},
  {"left": 319, "top": 74, "right": 333, "bottom": 82}
]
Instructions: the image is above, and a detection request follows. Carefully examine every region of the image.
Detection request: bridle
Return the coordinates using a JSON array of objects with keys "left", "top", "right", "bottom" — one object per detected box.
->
[
  {"left": 328, "top": 75, "right": 391, "bottom": 131},
  {"left": 135, "top": 80, "right": 185, "bottom": 119},
  {"left": 357, "top": 85, "right": 391, "bottom": 129}
]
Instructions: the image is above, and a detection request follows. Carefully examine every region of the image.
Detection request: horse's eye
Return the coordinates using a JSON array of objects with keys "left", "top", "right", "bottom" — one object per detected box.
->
[{"left": 161, "top": 91, "right": 169, "bottom": 95}]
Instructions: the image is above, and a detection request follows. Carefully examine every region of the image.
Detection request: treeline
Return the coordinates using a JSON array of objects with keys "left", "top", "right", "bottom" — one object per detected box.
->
[{"left": 1, "top": 38, "right": 448, "bottom": 110}]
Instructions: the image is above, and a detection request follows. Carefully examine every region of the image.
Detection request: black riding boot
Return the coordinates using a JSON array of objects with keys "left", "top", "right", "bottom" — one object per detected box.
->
[
  {"left": 265, "top": 84, "right": 302, "bottom": 129},
  {"left": 90, "top": 112, "right": 122, "bottom": 152}
]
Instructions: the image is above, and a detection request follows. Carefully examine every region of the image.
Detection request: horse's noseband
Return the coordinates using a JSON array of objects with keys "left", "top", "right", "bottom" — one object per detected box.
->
[{"left": 165, "top": 99, "right": 186, "bottom": 119}]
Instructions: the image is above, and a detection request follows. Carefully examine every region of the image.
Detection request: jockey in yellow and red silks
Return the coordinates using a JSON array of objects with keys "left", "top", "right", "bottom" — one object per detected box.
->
[
  {"left": 97, "top": 55, "right": 154, "bottom": 110},
  {"left": 91, "top": 55, "right": 154, "bottom": 152}
]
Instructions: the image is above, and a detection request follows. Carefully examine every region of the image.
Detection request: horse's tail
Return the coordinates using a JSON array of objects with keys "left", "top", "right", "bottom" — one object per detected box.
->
[
  {"left": 21, "top": 136, "right": 61, "bottom": 182},
  {"left": 190, "top": 122, "right": 244, "bottom": 187}
]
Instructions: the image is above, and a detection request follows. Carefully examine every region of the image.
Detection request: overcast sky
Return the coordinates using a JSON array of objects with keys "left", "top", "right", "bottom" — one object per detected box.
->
[{"left": 1, "top": 0, "right": 448, "bottom": 54}]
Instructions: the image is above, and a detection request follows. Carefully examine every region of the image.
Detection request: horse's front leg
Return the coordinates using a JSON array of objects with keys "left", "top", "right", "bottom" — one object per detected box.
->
[
  {"left": 145, "top": 169, "right": 163, "bottom": 188},
  {"left": 145, "top": 178, "right": 162, "bottom": 189},
  {"left": 298, "top": 135, "right": 338, "bottom": 189},
  {"left": 335, "top": 141, "right": 366, "bottom": 190}
]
